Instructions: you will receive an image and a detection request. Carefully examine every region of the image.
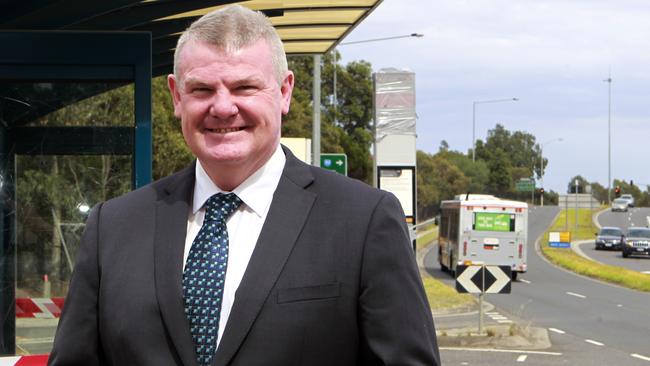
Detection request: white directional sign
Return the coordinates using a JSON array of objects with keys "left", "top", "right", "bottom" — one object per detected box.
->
[{"left": 456, "top": 265, "right": 511, "bottom": 294}]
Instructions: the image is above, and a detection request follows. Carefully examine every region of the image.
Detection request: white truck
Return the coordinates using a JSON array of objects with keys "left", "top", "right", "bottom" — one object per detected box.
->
[{"left": 438, "top": 194, "right": 528, "bottom": 280}]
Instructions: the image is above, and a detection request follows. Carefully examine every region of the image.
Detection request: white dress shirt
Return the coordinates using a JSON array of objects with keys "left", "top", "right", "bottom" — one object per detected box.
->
[{"left": 183, "top": 145, "right": 285, "bottom": 348}]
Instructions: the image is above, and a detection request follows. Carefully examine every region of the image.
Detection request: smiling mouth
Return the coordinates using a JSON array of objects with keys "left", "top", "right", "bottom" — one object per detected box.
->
[{"left": 206, "top": 127, "right": 244, "bottom": 134}]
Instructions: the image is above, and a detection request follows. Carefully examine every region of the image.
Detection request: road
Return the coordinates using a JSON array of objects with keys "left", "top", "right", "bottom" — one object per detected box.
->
[
  {"left": 577, "top": 207, "right": 650, "bottom": 273},
  {"left": 425, "top": 206, "right": 650, "bottom": 365}
]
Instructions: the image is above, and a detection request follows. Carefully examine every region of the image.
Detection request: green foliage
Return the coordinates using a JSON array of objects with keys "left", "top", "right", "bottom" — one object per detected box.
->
[
  {"left": 566, "top": 175, "right": 590, "bottom": 193},
  {"left": 282, "top": 54, "right": 373, "bottom": 183},
  {"left": 486, "top": 149, "right": 513, "bottom": 194},
  {"left": 416, "top": 151, "right": 469, "bottom": 219},
  {"left": 151, "top": 76, "right": 194, "bottom": 179}
]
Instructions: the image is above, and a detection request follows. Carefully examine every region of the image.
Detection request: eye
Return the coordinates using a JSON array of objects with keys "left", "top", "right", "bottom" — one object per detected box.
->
[{"left": 237, "top": 84, "right": 257, "bottom": 91}]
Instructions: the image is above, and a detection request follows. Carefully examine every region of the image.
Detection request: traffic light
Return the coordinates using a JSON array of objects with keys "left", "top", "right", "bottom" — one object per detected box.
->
[
  {"left": 539, "top": 187, "right": 544, "bottom": 195},
  {"left": 615, "top": 186, "right": 621, "bottom": 197}
]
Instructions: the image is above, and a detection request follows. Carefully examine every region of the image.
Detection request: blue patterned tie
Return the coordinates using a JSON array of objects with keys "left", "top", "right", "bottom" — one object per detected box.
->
[{"left": 183, "top": 192, "right": 242, "bottom": 366}]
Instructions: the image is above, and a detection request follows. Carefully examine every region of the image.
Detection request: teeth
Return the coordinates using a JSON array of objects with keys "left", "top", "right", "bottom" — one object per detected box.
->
[{"left": 208, "top": 127, "right": 240, "bottom": 133}]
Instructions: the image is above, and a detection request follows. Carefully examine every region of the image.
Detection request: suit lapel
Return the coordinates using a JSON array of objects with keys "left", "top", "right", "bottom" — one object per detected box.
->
[
  {"left": 153, "top": 164, "right": 199, "bottom": 366},
  {"left": 214, "top": 149, "right": 316, "bottom": 365}
]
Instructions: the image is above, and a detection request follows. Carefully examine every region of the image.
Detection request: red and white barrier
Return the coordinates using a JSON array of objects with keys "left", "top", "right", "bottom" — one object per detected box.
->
[
  {"left": 0, "top": 355, "right": 48, "bottom": 366},
  {"left": 15, "top": 298, "right": 65, "bottom": 318}
]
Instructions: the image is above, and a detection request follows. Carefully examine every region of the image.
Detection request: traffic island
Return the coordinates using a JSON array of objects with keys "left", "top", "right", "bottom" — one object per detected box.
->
[{"left": 436, "top": 324, "right": 551, "bottom": 350}]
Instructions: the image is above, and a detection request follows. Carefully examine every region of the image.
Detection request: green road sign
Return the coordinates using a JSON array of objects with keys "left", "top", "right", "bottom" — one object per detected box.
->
[
  {"left": 515, "top": 178, "right": 535, "bottom": 192},
  {"left": 320, "top": 153, "right": 347, "bottom": 176}
]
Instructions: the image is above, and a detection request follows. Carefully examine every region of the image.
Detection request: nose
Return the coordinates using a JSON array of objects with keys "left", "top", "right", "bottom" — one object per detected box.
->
[{"left": 209, "top": 91, "right": 239, "bottom": 119}]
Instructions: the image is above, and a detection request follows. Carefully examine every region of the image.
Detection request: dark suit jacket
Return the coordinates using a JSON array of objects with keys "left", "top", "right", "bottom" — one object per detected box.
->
[{"left": 48, "top": 147, "right": 440, "bottom": 366}]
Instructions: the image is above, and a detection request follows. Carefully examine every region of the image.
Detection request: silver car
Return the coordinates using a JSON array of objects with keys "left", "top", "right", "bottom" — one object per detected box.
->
[
  {"left": 620, "top": 194, "right": 635, "bottom": 207},
  {"left": 622, "top": 227, "right": 650, "bottom": 258},
  {"left": 611, "top": 198, "right": 628, "bottom": 212}
]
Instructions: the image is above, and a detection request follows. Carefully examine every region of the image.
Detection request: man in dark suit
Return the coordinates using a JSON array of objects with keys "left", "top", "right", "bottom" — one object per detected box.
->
[{"left": 49, "top": 4, "right": 439, "bottom": 366}]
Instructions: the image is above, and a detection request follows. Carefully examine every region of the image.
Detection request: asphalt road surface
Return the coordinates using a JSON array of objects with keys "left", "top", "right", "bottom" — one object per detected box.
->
[{"left": 425, "top": 206, "right": 650, "bottom": 365}]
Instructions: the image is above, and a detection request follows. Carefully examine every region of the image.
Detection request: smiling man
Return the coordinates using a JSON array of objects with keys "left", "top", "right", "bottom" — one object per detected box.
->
[{"left": 49, "top": 5, "right": 439, "bottom": 366}]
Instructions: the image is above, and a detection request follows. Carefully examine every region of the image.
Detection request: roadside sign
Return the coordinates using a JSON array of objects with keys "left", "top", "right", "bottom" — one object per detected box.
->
[
  {"left": 515, "top": 178, "right": 535, "bottom": 193},
  {"left": 549, "top": 231, "right": 571, "bottom": 248},
  {"left": 320, "top": 153, "right": 347, "bottom": 176},
  {"left": 456, "top": 265, "right": 511, "bottom": 294}
]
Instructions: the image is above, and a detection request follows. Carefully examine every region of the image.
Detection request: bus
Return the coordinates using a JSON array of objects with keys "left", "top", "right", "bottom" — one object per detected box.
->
[{"left": 438, "top": 194, "right": 528, "bottom": 280}]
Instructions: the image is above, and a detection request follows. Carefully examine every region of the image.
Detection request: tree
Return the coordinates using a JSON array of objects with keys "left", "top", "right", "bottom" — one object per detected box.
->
[
  {"left": 282, "top": 54, "right": 374, "bottom": 184},
  {"left": 567, "top": 175, "right": 589, "bottom": 193},
  {"left": 475, "top": 124, "right": 542, "bottom": 180},
  {"left": 151, "top": 76, "right": 195, "bottom": 179},
  {"left": 437, "top": 150, "right": 489, "bottom": 194},
  {"left": 486, "top": 148, "right": 513, "bottom": 195}
]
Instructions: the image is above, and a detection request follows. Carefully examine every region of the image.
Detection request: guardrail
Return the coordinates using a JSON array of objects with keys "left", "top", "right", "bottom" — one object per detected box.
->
[{"left": 411, "top": 217, "right": 437, "bottom": 231}]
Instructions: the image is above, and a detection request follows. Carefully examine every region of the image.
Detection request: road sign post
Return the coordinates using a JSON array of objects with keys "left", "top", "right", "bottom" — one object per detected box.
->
[
  {"left": 320, "top": 153, "right": 347, "bottom": 176},
  {"left": 456, "top": 264, "right": 512, "bottom": 334}
]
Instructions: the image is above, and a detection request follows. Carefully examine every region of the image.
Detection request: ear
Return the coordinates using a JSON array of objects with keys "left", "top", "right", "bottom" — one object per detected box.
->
[
  {"left": 280, "top": 71, "right": 294, "bottom": 115},
  {"left": 167, "top": 74, "right": 183, "bottom": 118}
]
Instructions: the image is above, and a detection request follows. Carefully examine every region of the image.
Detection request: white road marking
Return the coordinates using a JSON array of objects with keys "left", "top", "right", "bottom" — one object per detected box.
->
[
  {"left": 617, "top": 304, "right": 623, "bottom": 307},
  {"left": 642, "top": 271, "right": 650, "bottom": 274},
  {"left": 485, "top": 311, "right": 499, "bottom": 315},
  {"left": 498, "top": 319, "right": 514, "bottom": 324},
  {"left": 517, "top": 354, "right": 528, "bottom": 362},
  {"left": 439, "top": 347, "right": 562, "bottom": 356},
  {"left": 585, "top": 339, "right": 604, "bottom": 346},
  {"left": 490, "top": 315, "right": 508, "bottom": 320},
  {"left": 519, "top": 279, "right": 531, "bottom": 284},
  {"left": 548, "top": 328, "right": 566, "bottom": 334},
  {"left": 566, "top": 291, "right": 586, "bottom": 299},
  {"left": 631, "top": 353, "right": 650, "bottom": 362}
]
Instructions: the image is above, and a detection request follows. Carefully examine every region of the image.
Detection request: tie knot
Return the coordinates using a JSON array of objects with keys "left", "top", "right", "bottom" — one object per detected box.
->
[{"left": 204, "top": 192, "right": 242, "bottom": 222}]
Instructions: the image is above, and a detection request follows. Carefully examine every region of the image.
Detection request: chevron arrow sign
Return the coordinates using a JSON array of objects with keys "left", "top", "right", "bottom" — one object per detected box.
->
[{"left": 455, "top": 265, "right": 511, "bottom": 294}]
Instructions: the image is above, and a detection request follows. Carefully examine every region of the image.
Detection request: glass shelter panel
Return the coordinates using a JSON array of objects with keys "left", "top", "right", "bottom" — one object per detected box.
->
[
  {"left": 4, "top": 81, "right": 135, "bottom": 355},
  {"left": 15, "top": 155, "right": 131, "bottom": 354}
]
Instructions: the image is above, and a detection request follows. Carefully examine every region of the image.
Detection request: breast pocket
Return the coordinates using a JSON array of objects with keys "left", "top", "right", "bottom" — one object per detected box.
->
[{"left": 277, "top": 283, "right": 340, "bottom": 304}]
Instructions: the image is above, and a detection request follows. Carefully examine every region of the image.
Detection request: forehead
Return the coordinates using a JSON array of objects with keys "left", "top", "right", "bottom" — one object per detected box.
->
[{"left": 177, "top": 39, "right": 275, "bottom": 82}]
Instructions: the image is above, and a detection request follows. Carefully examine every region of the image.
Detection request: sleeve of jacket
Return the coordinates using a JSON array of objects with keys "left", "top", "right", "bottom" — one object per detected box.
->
[
  {"left": 358, "top": 192, "right": 440, "bottom": 366},
  {"left": 48, "top": 203, "right": 105, "bottom": 366}
]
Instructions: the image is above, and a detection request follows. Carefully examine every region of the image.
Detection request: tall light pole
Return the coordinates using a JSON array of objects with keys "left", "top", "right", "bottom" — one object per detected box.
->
[
  {"left": 604, "top": 71, "right": 612, "bottom": 204},
  {"left": 472, "top": 98, "right": 519, "bottom": 162},
  {"left": 539, "top": 138, "right": 563, "bottom": 206}
]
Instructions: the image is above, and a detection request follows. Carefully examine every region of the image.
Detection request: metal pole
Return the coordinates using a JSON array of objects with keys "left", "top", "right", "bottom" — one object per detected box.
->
[
  {"left": 539, "top": 145, "right": 544, "bottom": 207},
  {"left": 332, "top": 50, "right": 337, "bottom": 125},
  {"left": 472, "top": 102, "right": 476, "bottom": 162},
  {"left": 575, "top": 180, "right": 579, "bottom": 229},
  {"left": 565, "top": 195, "right": 568, "bottom": 231},
  {"left": 313, "top": 54, "right": 321, "bottom": 167},
  {"left": 478, "top": 293, "right": 484, "bottom": 334},
  {"left": 605, "top": 72, "right": 612, "bottom": 204}
]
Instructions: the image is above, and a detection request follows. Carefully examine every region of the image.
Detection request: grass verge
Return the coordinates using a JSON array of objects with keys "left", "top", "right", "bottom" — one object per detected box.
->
[
  {"left": 540, "top": 207, "right": 650, "bottom": 292},
  {"left": 416, "top": 226, "right": 476, "bottom": 310}
]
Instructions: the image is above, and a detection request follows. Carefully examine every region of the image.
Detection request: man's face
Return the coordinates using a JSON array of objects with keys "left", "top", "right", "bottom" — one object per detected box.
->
[{"left": 168, "top": 38, "right": 293, "bottom": 180}]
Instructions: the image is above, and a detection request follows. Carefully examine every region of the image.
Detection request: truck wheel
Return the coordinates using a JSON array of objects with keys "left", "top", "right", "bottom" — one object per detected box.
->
[{"left": 622, "top": 250, "right": 629, "bottom": 258}]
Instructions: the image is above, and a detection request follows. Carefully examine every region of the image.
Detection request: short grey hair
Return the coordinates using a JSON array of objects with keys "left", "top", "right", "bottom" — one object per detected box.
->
[{"left": 173, "top": 4, "right": 288, "bottom": 85}]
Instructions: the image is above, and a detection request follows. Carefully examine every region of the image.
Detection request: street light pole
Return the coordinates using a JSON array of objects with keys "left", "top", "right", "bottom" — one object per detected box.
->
[
  {"left": 604, "top": 72, "right": 612, "bottom": 205},
  {"left": 472, "top": 98, "right": 519, "bottom": 162},
  {"left": 539, "top": 138, "right": 563, "bottom": 206}
]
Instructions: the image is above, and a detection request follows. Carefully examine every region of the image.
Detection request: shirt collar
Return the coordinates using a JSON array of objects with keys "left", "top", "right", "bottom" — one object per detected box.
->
[{"left": 192, "top": 144, "right": 286, "bottom": 217}]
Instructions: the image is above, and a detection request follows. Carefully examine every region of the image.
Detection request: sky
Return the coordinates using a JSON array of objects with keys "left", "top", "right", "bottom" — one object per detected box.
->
[{"left": 339, "top": 0, "right": 650, "bottom": 194}]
